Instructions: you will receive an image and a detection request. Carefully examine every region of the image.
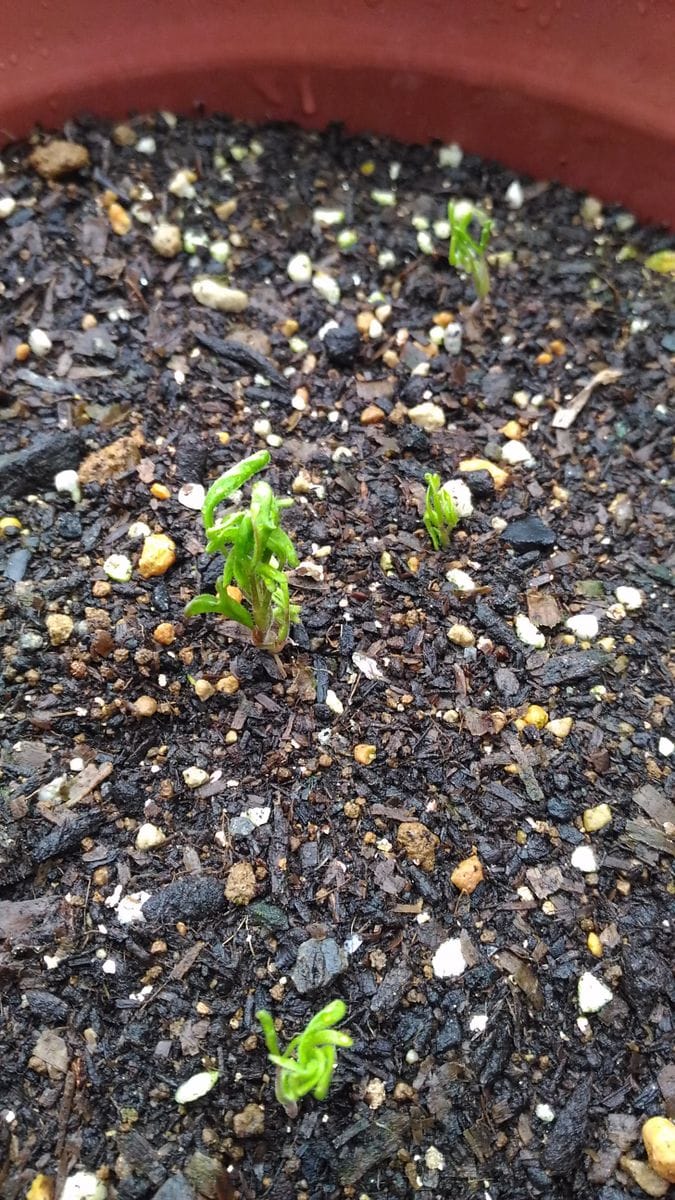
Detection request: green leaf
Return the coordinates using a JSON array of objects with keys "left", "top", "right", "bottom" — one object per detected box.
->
[{"left": 202, "top": 450, "right": 271, "bottom": 531}]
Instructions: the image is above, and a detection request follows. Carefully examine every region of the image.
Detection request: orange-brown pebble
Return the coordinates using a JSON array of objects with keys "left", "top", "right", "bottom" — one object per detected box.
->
[
  {"left": 432, "top": 311, "right": 454, "bottom": 327},
  {"left": 15, "top": 342, "right": 31, "bottom": 362},
  {"left": 133, "top": 695, "right": 158, "bottom": 718},
  {"left": 354, "top": 743, "right": 377, "bottom": 766},
  {"left": 549, "top": 339, "right": 566, "bottom": 357},
  {"left": 108, "top": 202, "right": 132, "bottom": 236},
  {"left": 92, "top": 580, "right": 112, "bottom": 598},
  {"left": 451, "top": 854, "right": 484, "bottom": 894},
  {"left": 360, "top": 404, "right": 385, "bottom": 425},
  {"left": 535, "top": 351, "right": 553, "bottom": 366},
  {"left": 226, "top": 584, "right": 243, "bottom": 602},
  {"left": 150, "top": 483, "right": 171, "bottom": 501},
  {"left": 153, "top": 622, "right": 176, "bottom": 646}
]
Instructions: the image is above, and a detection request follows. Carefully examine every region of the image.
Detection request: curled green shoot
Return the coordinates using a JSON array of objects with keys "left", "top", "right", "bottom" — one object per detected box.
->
[
  {"left": 423, "top": 472, "right": 460, "bottom": 550},
  {"left": 448, "top": 201, "right": 493, "bottom": 300},
  {"left": 257, "top": 1000, "right": 353, "bottom": 1117},
  {"left": 185, "top": 450, "right": 300, "bottom": 652}
]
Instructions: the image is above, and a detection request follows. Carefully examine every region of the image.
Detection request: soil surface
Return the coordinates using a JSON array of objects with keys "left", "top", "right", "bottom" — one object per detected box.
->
[{"left": 1, "top": 115, "right": 674, "bottom": 1200}]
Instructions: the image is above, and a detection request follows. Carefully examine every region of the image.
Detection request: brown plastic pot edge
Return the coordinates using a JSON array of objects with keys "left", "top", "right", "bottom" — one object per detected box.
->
[{"left": 1, "top": 0, "right": 673, "bottom": 227}]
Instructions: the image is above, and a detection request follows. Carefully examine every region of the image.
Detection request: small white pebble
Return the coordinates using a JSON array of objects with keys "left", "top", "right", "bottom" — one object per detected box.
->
[
  {"left": 244, "top": 805, "right": 271, "bottom": 827},
  {"left": 501, "top": 439, "right": 534, "bottom": 466},
  {"left": 312, "top": 271, "right": 341, "bottom": 304},
  {"left": 405, "top": 1048, "right": 419, "bottom": 1064},
  {"left": 615, "top": 585, "right": 643, "bottom": 610},
  {"left": 446, "top": 568, "right": 476, "bottom": 592},
  {"left": 440, "top": 478, "right": 473, "bottom": 518},
  {"left": 313, "top": 207, "right": 345, "bottom": 227},
  {"left": 577, "top": 971, "right": 613, "bottom": 1013},
  {"left": 408, "top": 400, "right": 445, "bottom": 431},
  {"left": 287, "top": 252, "right": 313, "bottom": 283},
  {"left": 191, "top": 278, "right": 248, "bottom": 313},
  {"left": 174, "top": 1070, "right": 219, "bottom": 1105},
  {"left": 266, "top": 433, "right": 283, "bottom": 448},
  {"left": 438, "top": 142, "right": 463, "bottom": 168},
  {"left": 432, "top": 938, "right": 467, "bottom": 979},
  {"left": 54, "top": 469, "right": 81, "bottom": 503},
  {"left": 168, "top": 168, "right": 196, "bottom": 198},
  {"left": 377, "top": 249, "right": 396, "bottom": 269},
  {"left": 370, "top": 189, "right": 396, "bottom": 207},
  {"left": 28, "top": 328, "right": 52, "bottom": 358},
  {"left": 443, "top": 323, "right": 463, "bottom": 355},
  {"left": 177, "top": 482, "right": 205, "bottom": 511},
  {"left": 571, "top": 845, "right": 598, "bottom": 873},
  {"left": 469, "top": 1013, "right": 488, "bottom": 1033},
  {"left": 136, "top": 136, "right": 156, "bottom": 155},
  {"left": 535, "top": 1104, "right": 555, "bottom": 1123},
  {"left": 425, "top": 1146, "right": 446, "bottom": 1172},
  {"left": 60, "top": 1171, "right": 107, "bottom": 1200},
  {"left": 128, "top": 521, "right": 151, "bottom": 540},
  {"left": 183, "top": 766, "right": 209, "bottom": 789},
  {"left": 0, "top": 196, "right": 16, "bottom": 220},
  {"left": 253, "top": 417, "right": 272, "bottom": 438},
  {"left": 565, "top": 613, "right": 599, "bottom": 640},
  {"left": 658, "top": 736, "right": 674, "bottom": 758},
  {"left": 103, "top": 554, "right": 133, "bottom": 582},
  {"left": 101, "top": 958, "right": 116, "bottom": 975},
  {"left": 135, "top": 822, "right": 166, "bottom": 851},
  {"left": 115, "top": 891, "right": 150, "bottom": 926},
  {"left": 325, "top": 689, "right": 344, "bottom": 716},
  {"left": 505, "top": 180, "right": 525, "bottom": 209},
  {"left": 417, "top": 230, "right": 435, "bottom": 255},
  {"left": 209, "top": 239, "right": 231, "bottom": 264},
  {"left": 515, "top": 613, "right": 545, "bottom": 648}
]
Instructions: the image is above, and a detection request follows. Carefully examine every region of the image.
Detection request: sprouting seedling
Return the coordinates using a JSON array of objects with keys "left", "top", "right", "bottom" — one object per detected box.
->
[
  {"left": 185, "top": 450, "right": 300, "bottom": 652},
  {"left": 256, "top": 1000, "right": 353, "bottom": 1118},
  {"left": 424, "top": 472, "right": 459, "bottom": 549},
  {"left": 448, "top": 200, "right": 493, "bottom": 300}
]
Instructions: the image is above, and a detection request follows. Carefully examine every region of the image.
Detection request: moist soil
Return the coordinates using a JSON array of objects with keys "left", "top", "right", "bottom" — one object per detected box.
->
[{"left": 0, "top": 115, "right": 674, "bottom": 1200}]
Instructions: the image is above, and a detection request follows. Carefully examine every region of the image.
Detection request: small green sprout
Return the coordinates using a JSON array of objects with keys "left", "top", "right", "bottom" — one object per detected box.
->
[
  {"left": 257, "top": 1000, "right": 353, "bottom": 1117},
  {"left": 448, "top": 200, "right": 493, "bottom": 299},
  {"left": 185, "top": 450, "right": 300, "bottom": 652},
  {"left": 423, "top": 473, "right": 474, "bottom": 550}
]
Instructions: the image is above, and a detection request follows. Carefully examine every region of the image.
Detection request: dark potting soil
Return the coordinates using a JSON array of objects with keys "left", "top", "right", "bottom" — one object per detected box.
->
[{"left": 0, "top": 115, "right": 674, "bottom": 1200}]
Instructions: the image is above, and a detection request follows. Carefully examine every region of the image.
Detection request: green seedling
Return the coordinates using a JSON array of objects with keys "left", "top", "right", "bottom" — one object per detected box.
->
[
  {"left": 423, "top": 472, "right": 460, "bottom": 550},
  {"left": 185, "top": 450, "right": 300, "bottom": 652},
  {"left": 448, "top": 201, "right": 493, "bottom": 300},
  {"left": 257, "top": 1000, "right": 353, "bottom": 1118}
]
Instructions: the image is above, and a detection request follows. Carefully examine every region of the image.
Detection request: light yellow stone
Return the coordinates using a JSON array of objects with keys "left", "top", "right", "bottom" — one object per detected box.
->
[
  {"left": 643, "top": 1116, "right": 675, "bottom": 1184},
  {"left": 545, "top": 717, "right": 573, "bottom": 738},
  {"left": 524, "top": 704, "right": 548, "bottom": 729},
  {"left": 587, "top": 932, "right": 603, "bottom": 958},
  {"left": 138, "top": 533, "right": 176, "bottom": 578},
  {"left": 582, "top": 803, "right": 612, "bottom": 832},
  {"left": 46, "top": 613, "right": 74, "bottom": 646},
  {"left": 354, "top": 743, "right": 376, "bottom": 766},
  {"left": 448, "top": 623, "right": 475, "bottom": 647},
  {"left": 0, "top": 516, "right": 22, "bottom": 534}
]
